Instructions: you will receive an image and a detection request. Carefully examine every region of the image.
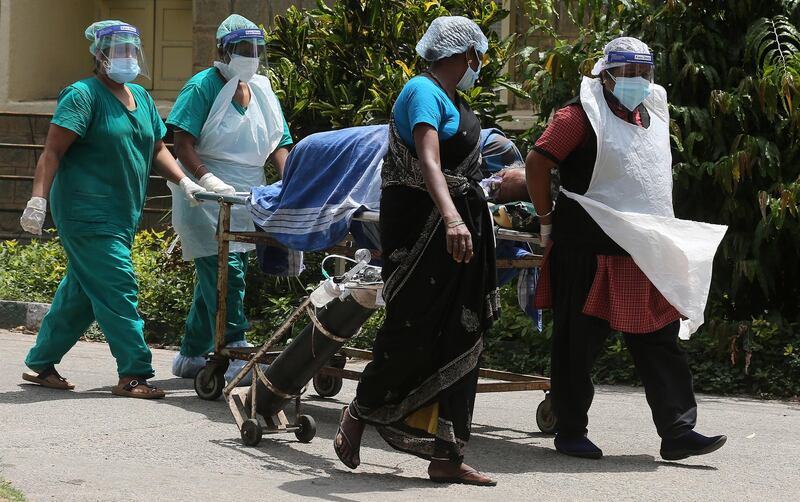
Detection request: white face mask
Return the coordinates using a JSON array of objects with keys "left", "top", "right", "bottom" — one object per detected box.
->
[
  {"left": 457, "top": 51, "right": 482, "bottom": 91},
  {"left": 216, "top": 54, "right": 259, "bottom": 82}
]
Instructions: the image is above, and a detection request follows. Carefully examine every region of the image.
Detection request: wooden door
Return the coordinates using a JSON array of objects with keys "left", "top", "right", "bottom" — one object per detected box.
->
[
  {"left": 100, "top": 0, "right": 192, "bottom": 97},
  {"left": 152, "top": 0, "right": 193, "bottom": 97}
]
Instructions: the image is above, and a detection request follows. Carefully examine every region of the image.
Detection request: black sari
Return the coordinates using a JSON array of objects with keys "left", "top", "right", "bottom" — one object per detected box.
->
[{"left": 351, "top": 78, "right": 499, "bottom": 463}]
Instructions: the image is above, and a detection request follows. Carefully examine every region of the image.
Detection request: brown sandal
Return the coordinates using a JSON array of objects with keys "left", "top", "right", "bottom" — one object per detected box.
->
[
  {"left": 334, "top": 406, "right": 362, "bottom": 469},
  {"left": 429, "top": 462, "right": 497, "bottom": 487},
  {"left": 112, "top": 379, "right": 165, "bottom": 399},
  {"left": 22, "top": 367, "right": 75, "bottom": 390}
]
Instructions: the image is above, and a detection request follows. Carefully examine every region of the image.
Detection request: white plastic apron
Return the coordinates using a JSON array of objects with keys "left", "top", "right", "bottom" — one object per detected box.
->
[
  {"left": 168, "top": 74, "right": 284, "bottom": 260},
  {"left": 562, "top": 77, "right": 727, "bottom": 339}
]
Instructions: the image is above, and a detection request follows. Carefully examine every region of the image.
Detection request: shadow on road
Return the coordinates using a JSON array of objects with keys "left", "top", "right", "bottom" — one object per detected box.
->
[
  {"left": 3, "top": 376, "right": 719, "bottom": 500},
  {"left": 155, "top": 387, "right": 721, "bottom": 499},
  {"left": 0, "top": 384, "right": 117, "bottom": 403}
]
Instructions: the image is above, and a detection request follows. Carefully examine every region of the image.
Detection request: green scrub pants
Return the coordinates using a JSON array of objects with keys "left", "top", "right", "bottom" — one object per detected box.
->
[
  {"left": 25, "top": 234, "right": 154, "bottom": 378},
  {"left": 180, "top": 252, "right": 249, "bottom": 357}
]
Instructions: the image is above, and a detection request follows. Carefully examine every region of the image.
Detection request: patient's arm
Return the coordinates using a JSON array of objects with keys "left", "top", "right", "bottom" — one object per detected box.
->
[
  {"left": 525, "top": 151, "right": 556, "bottom": 225},
  {"left": 270, "top": 146, "right": 291, "bottom": 179}
]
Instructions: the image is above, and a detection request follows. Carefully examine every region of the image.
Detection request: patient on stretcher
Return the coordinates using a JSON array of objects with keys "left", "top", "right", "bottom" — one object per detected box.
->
[{"left": 247, "top": 125, "right": 543, "bottom": 328}]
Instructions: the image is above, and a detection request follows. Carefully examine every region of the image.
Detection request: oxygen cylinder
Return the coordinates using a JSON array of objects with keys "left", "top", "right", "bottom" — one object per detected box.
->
[{"left": 247, "top": 293, "right": 377, "bottom": 418}]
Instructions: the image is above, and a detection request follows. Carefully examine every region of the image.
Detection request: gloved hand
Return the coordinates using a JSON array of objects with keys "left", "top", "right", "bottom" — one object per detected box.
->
[
  {"left": 539, "top": 223, "right": 552, "bottom": 248},
  {"left": 179, "top": 176, "right": 205, "bottom": 206},
  {"left": 198, "top": 173, "right": 235, "bottom": 196},
  {"left": 20, "top": 197, "right": 47, "bottom": 235}
]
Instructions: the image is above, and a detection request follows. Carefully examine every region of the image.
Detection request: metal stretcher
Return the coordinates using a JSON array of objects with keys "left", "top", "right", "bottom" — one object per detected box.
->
[{"left": 192, "top": 192, "right": 556, "bottom": 447}]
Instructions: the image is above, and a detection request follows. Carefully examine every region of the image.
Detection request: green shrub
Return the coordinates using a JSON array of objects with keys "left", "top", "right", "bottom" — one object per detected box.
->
[
  {"left": 0, "top": 232, "right": 326, "bottom": 348},
  {"left": 0, "top": 232, "right": 66, "bottom": 303},
  {"left": 130, "top": 230, "right": 195, "bottom": 345},
  {"left": 265, "top": 0, "right": 518, "bottom": 139}
]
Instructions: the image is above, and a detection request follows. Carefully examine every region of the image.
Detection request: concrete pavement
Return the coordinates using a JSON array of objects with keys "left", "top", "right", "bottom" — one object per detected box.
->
[{"left": 0, "top": 330, "right": 798, "bottom": 502}]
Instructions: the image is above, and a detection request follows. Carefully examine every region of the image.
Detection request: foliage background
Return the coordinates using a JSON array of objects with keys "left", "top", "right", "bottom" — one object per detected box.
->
[
  {"left": 264, "top": 0, "right": 519, "bottom": 137},
  {"left": 508, "top": 0, "right": 800, "bottom": 397},
  {"left": 1, "top": 0, "right": 798, "bottom": 398}
]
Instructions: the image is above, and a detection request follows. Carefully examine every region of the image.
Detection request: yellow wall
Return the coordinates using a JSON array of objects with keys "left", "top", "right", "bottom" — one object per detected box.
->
[
  {"left": 0, "top": 0, "right": 329, "bottom": 106},
  {"left": 4, "top": 0, "right": 97, "bottom": 101}
]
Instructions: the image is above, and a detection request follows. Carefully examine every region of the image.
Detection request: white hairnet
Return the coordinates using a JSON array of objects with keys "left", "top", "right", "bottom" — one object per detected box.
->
[
  {"left": 591, "top": 36, "right": 652, "bottom": 75},
  {"left": 415, "top": 16, "right": 489, "bottom": 62}
]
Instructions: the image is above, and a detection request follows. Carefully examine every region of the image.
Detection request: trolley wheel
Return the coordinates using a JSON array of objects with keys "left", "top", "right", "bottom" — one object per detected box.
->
[
  {"left": 294, "top": 414, "right": 317, "bottom": 443},
  {"left": 313, "top": 373, "right": 343, "bottom": 398},
  {"left": 240, "top": 419, "right": 262, "bottom": 446},
  {"left": 194, "top": 364, "right": 225, "bottom": 401},
  {"left": 536, "top": 393, "right": 558, "bottom": 435}
]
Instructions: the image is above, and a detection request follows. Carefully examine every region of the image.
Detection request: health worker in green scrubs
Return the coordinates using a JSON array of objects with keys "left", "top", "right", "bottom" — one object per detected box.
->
[
  {"left": 18, "top": 20, "right": 230, "bottom": 399},
  {"left": 166, "top": 14, "right": 293, "bottom": 383}
]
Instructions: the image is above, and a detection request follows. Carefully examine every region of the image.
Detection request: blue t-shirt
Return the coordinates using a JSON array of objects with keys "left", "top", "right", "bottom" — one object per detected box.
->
[
  {"left": 166, "top": 67, "right": 293, "bottom": 148},
  {"left": 393, "top": 75, "right": 460, "bottom": 151}
]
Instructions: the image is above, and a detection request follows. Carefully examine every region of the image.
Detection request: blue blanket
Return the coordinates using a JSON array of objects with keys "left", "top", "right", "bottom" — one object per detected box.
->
[
  {"left": 248, "top": 126, "right": 512, "bottom": 252},
  {"left": 248, "top": 125, "right": 387, "bottom": 252}
]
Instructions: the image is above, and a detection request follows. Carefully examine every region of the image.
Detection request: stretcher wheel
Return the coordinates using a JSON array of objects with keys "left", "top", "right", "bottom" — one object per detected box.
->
[
  {"left": 294, "top": 415, "right": 316, "bottom": 443},
  {"left": 536, "top": 393, "right": 558, "bottom": 435},
  {"left": 240, "top": 419, "right": 262, "bottom": 446},
  {"left": 195, "top": 365, "right": 225, "bottom": 401},
  {"left": 312, "top": 373, "right": 343, "bottom": 398}
]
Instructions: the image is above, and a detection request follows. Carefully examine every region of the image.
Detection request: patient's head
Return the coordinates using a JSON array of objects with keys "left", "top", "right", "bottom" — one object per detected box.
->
[{"left": 494, "top": 162, "right": 529, "bottom": 203}]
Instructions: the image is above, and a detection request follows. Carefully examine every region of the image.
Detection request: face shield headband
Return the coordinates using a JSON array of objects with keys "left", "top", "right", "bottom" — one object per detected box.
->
[
  {"left": 606, "top": 50, "right": 654, "bottom": 66},
  {"left": 220, "top": 28, "right": 265, "bottom": 48}
]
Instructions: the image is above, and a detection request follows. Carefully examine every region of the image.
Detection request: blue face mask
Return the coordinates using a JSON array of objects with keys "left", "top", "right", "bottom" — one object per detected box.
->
[
  {"left": 608, "top": 73, "right": 651, "bottom": 111},
  {"left": 457, "top": 50, "right": 483, "bottom": 91},
  {"left": 106, "top": 57, "right": 140, "bottom": 84}
]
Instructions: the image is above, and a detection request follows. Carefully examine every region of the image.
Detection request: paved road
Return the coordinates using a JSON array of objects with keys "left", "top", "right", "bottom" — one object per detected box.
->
[{"left": 0, "top": 330, "right": 797, "bottom": 501}]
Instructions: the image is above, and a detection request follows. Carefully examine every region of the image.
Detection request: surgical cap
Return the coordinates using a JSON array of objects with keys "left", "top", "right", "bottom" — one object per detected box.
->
[
  {"left": 85, "top": 20, "right": 139, "bottom": 55},
  {"left": 415, "top": 16, "right": 489, "bottom": 62},
  {"left": 216, "top": 14, "right": 264, "bottom": 46},
  {"left": 591, "top": 36, "right": 653, "bottom": 75}
]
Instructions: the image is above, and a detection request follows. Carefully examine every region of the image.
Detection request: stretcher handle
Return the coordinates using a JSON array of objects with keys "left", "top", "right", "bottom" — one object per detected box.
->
[{"left": 195, "top": 191, "right": 249, "bottom": 205}]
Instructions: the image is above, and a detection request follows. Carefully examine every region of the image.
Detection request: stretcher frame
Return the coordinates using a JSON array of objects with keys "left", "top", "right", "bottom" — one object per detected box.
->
[{"left": 192, "top": 192, "right": 556, "bottom": 445}]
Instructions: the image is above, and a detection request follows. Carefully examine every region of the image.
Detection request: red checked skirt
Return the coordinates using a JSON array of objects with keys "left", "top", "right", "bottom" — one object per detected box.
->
[{"left": 533, "top": 244, "right": 682, "bottom": 334}]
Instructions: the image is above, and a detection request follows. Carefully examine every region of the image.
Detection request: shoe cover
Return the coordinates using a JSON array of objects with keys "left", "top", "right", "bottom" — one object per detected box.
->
[
  {"left": 172, "top": 353, "right": 207, "bottom": 378},
  {"left": 224, "top": 340, "right": 268, "bottom": 386}
]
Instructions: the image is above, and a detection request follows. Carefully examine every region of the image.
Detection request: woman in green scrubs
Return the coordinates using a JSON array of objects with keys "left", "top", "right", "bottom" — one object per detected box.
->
[
  {"left": 166, "top": 14, "right": 292, "bottom": 383},
  {"left": 18, "top": 20, "right": 225, "bottom": 398}
]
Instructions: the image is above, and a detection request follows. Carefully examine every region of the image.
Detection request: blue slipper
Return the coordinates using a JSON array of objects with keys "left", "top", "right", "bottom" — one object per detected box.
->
[
  {"left": 554, "top": 434, "right": 603, "bottom": 459},
  {"left": 660, "top": 431, "right": 727, "bottom": 461}
]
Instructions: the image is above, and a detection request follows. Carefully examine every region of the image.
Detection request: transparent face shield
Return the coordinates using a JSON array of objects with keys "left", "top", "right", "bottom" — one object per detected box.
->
[
  {"left": 604, "top": 51, "right": 655, "bottom": 82},
  {"left": 603, "top": 53, "right": 656, "bottom": 111},
  {"left": 220, "top": 28, "right": 266, "bottom": 65},
  {"left": 95, "top": 24, "right": 150, "bottom": 80}
]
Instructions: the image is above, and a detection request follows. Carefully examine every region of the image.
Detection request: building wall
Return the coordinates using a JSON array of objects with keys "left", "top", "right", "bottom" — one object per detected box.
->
[
  {"left": 0, "top": 0, "right": 318, "bottom": 106},
  {"left": 0, "top": 0, "right": 96, "bottom": 103}
]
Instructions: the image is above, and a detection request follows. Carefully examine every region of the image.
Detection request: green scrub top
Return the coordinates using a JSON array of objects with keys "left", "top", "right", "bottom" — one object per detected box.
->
[
  {"left": 49, "top": 78, "right": 167, "bottom": 240},
  {"left": 166, "top": 67, "right": 293, "bottom": 147}
]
